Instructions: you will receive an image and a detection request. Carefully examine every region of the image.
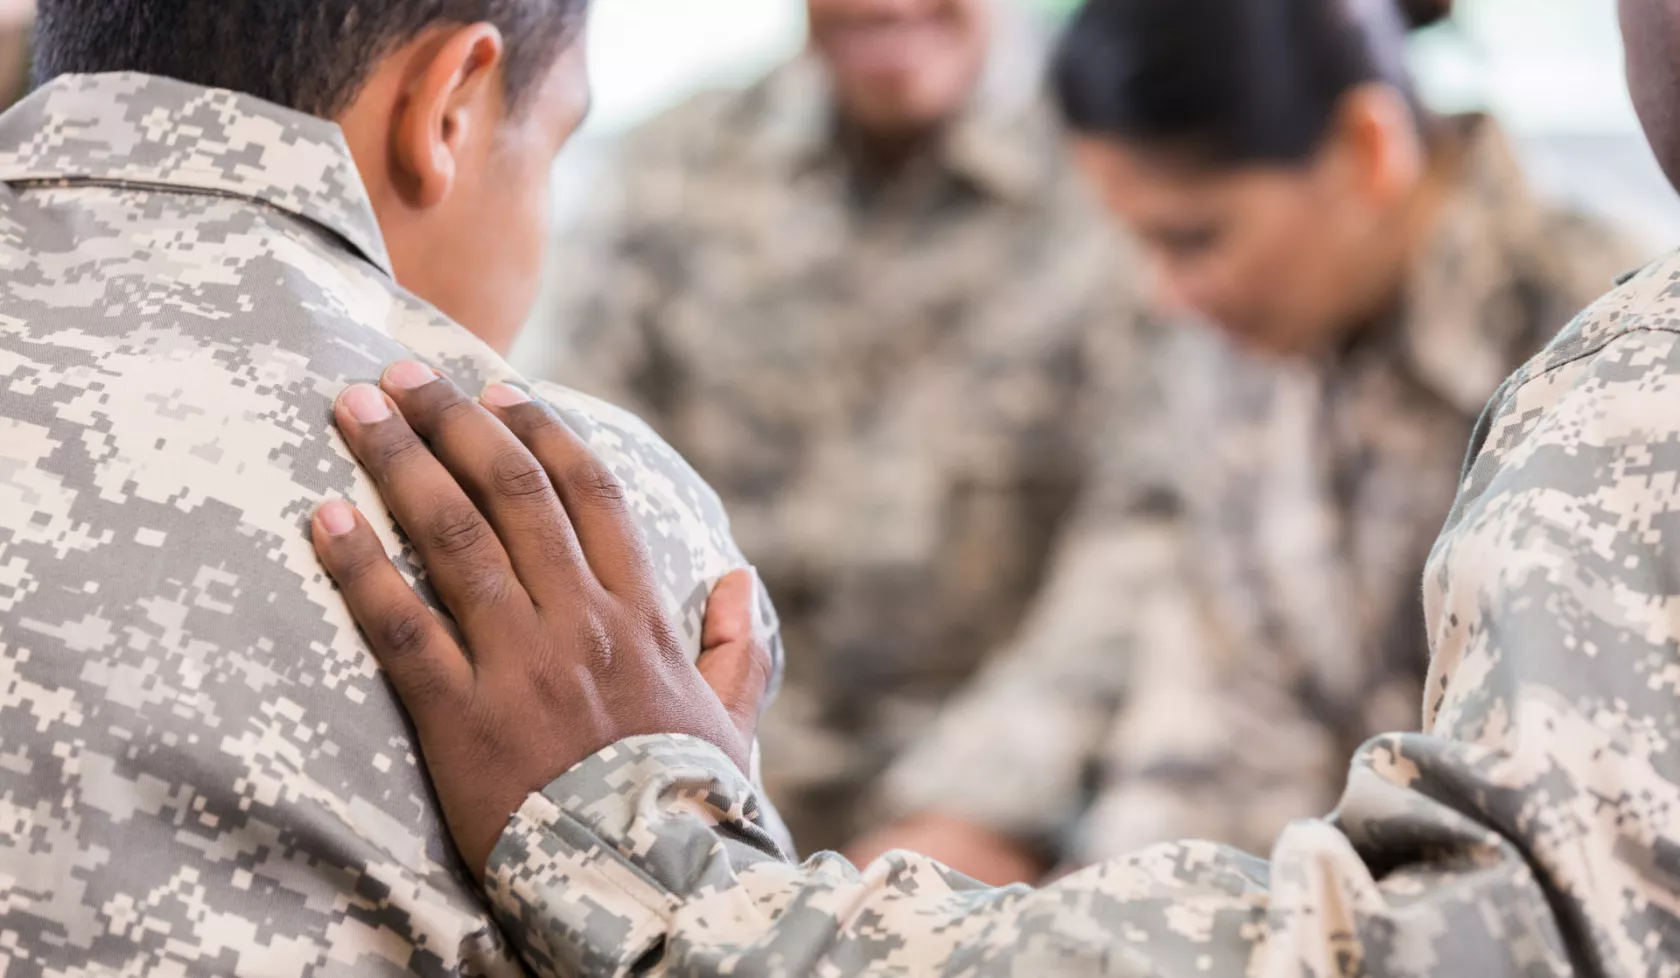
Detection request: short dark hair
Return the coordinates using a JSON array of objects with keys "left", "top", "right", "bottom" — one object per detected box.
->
[
  {"left": 34, "top": 0, "right": 588, "bottom": 118},
  {"left": 1053, "top": 0, "right": 1442, "bottom": 167}
]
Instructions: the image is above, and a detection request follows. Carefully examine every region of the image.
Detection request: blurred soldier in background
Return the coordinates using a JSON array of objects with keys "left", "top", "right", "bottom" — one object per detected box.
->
[
  {"left": 275, "top": 0, "right": 1680, "bottom": 972},
  {"left": 853, "top": 0, "right": 1644, "bottom": 883},
  {"left": 545, "top": 0, "right": 1148, "bottom": 852}
]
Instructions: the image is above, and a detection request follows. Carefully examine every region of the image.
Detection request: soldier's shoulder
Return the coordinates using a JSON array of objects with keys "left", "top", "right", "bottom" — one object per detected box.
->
[
  {"left": 523, "top": 378, "right": 784, "bottom": 685},
  {"left": 525, "top": 377, "right": 735, "bottom": 561},
  {"left": 1469, "top": 247, "right": 1680, "bottom": 466},
  {"left": 528, "top": 381, "right": 700, "bottom": 480},
  {"left": 1428, "top": 249, "right": 1680, "bottom": 577},
  {"left": 1522, "top": 247, "right": 1680, "bottom": 375}
]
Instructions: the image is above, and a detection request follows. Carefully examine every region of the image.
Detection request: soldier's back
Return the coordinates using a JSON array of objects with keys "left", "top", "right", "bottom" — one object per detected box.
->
[{"left": 0, "top": 72, "right": 766, "bottom": 976}]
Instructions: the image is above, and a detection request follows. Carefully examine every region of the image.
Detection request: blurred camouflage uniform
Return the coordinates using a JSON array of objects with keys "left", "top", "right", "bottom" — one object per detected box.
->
[
  {"left": 874, "top": 116, "right": 1644, "bottom": 864},
  {"left": 487, "top": 157, "right": 1680, "bottom": 978},
  {"left": 0, "top": 72, "right": 781, "bottom": 976},
  {"left": 545, "top": 54, "right": 1143, "bottom": 853}
]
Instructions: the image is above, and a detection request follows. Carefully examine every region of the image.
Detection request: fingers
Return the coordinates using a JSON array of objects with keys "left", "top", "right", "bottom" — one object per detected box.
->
[
  {"left": 377, "top": 362, "right": 588, "bottom": 606},
  {"left": 696, "top": 570, "right": 774, "bottom": 746},
  {"left": 701, "top": 568, "right": 757, "bottom": 651},
  {"left": 479, "top": 388, "right": 660, "bottom": 600},
  {"left": 311, "top": 499, "right": 472, "bottom": 714},
  {"left": 334, "top": 380, "right": 527, "bottom": 636}
]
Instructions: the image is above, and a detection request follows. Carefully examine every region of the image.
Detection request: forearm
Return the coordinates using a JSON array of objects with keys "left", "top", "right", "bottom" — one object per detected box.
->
[{"left": 485, "top": 728, "right": 1613, "bottom": 978}]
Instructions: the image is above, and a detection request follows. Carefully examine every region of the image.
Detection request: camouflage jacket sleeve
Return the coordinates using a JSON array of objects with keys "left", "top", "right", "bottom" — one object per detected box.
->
[{"left": 481, "top": 284, "right": 1680, "bottom": 977}]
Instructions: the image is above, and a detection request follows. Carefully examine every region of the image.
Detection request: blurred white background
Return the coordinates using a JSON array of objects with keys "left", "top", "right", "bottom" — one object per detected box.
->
[{"left": 516, "top": 0, "right": 1680, "bottom": 371}]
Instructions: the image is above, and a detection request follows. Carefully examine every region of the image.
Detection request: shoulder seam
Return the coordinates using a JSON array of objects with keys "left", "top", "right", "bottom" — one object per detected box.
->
[{"left": 1540, "top": 322, "right": 1680, "bottom": 378}]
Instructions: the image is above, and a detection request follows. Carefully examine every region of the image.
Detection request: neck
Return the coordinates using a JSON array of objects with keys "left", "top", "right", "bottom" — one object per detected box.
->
[
  {"left": 1399, "top": 131, "right": 1465, "bottom": 269},
  {"left": 835, "top": 114, "right": 944, "bottom": 180}
]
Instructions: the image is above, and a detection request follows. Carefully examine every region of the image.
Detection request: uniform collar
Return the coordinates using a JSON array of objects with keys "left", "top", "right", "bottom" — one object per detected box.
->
[
  {"left": 751, "top": 55, "right": 1048, "bottom": 207},
  {"left": 1394, "top": 114, "right": 1559, "bottom": 417},
  {"left": 0, "top": 72, "right": 393, "bottom": 276}
]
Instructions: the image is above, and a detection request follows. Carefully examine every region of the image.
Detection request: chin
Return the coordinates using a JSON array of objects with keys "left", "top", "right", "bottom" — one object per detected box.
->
[{"left": 1212, "top": 321, "right": 1301, "bottom": 360}]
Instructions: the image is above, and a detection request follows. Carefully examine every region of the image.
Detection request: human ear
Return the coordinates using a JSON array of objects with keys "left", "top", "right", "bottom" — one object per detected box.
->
[
  {"left": 1323, "top": 83, "right": 1426, "bottom": 208},
  {"left": 391, "top": 23, "right": 506, "bottom": 210}
]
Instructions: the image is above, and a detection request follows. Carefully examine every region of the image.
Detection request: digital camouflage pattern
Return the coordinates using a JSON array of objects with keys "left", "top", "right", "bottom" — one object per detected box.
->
[
  {"left": 486, "top": 216, "right": 1680, "bottom": 977},
  {"left": 0, "top": 72, "right": 781, "bottom": 976},
  {"left": 878, "top": 116, "right": 1647, "bottom": 864},
  {"left": 543, "top": 52, "right": 1144, "bottom": 853}
]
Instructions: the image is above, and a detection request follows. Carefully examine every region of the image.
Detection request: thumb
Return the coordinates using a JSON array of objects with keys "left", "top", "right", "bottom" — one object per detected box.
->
[
  {"left": 702, "top": 567, "right": 756, "bottom": 651},
  {"left": 697, "top": 569, "right": 772, "bottom": 741}
]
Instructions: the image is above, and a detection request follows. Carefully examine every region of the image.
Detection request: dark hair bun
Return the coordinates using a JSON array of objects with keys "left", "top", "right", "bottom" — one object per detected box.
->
[
  {"left": 1054, "top": 0, "right": 1432, "bottom": 167},
  {"left": 1397, "top": 0, "right": 1453, "bottom": 30}
]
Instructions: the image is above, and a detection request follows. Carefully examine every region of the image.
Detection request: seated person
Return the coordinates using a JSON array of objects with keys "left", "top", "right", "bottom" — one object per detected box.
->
[
  {"left": 303, "top": 0, "right": 1680, "bottom": 973},
  {"left": 544, "top": 0, "right": 1148, "bottom": 854},
  {"left": 0, "top": 1, "right": 779, "bottom": 973},
  {"left": 855, "top": 0, "right": 1642, "bottom": 882}
]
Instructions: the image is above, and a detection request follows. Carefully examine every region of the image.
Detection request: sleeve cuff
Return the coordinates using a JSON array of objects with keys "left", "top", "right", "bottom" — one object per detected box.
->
[{"left": 484, "top": 735, "right": 778, "bottom": 978}]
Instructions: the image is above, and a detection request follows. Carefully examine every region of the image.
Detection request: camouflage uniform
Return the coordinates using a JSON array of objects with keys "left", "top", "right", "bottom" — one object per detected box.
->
[
  {"left": 874, "top": 116, "right": 1646, "bottom": 864},
  {"left": 544, "top": 55, "right": 1143, "bottom": 853},
  {"left": 0, "top": 72, "right": 781, "bottom": 976},
  {"left": 486, "top": 169, "right": 1680, "bottom": 978}
]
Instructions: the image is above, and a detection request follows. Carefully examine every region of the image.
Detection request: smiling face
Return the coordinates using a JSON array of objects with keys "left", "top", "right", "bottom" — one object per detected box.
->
[{"left": 806, "top": 0, "right": 990, "bottom": 137}]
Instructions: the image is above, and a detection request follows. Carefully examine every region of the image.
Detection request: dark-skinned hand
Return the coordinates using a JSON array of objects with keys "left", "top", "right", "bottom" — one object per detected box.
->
[{"left": 309, "top": 361, "right": 773, "bottom": 878}]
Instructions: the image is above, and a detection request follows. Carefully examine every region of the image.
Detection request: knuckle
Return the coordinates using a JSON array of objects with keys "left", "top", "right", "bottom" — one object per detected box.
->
[
  {"left": 489, "top": 450, "right": 553, "bottom": 501},
  {"left": 332, "top": 538, "right": 389, "bottom": 585},
  {"left": 650, "top": 618, "right": 687, "bottom": 665},
  {"left": 376, "top": 607, "right": 433, "bottom": 662},
  {"left": 432, "top": 391, "right": 477, "bottom": 429},
  {"left": 510, "top": 401, "right": 563, "bottom": 439},
  {"left": 567, "top": 461, "right": 627, "bottom": 509},
  {"left": 460, "top": 566, "right": 515, "bottom": 609},
  {"left": 562, "top": 607, "right": 618, "bottom": 672},
  {"left": 368, "top": 431, "right": 425, "bottom": 472},
  {"left": 426, "top": 504, "right": 493, "bottom": 560}
]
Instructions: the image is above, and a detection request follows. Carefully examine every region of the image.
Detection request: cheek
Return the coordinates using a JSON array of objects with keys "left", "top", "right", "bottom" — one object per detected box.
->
[{"left": 1230, "top": 205, "right": 1330, "bottom": 315}]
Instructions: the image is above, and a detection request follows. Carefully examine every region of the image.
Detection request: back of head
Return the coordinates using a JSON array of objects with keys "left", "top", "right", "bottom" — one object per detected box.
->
[
  {"left": 34, "top": 0, "right": 587, "bottom": 118},
  {"left": 1053, "top": 0, "right": 1446, "bottom": 166}
]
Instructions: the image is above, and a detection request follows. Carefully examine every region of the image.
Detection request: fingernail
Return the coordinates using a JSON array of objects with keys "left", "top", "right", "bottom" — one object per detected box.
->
[
  {"left": 481, "top": 383, "right": 531, "bottom": 408},
  {"left": 340, "top": 384, "right": 391, "bottom": 425},
  {"left": 383, "top": 360, "right": 438, "bottom": 390},
  {"left": 316, "top": 500, "right": 356, "bottom": 537}
]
